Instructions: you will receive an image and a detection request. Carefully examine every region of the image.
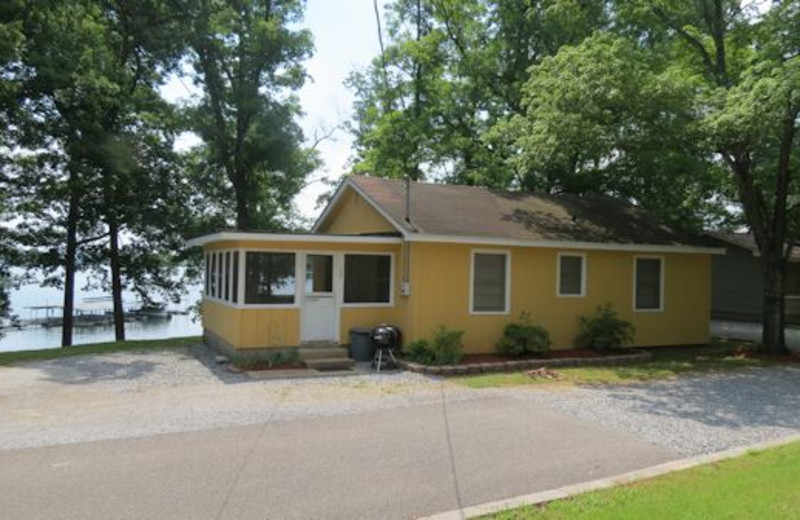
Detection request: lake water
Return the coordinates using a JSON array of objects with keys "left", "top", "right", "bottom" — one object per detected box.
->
[
  {"left": 0, "top": 314, "right": 203, "bottom": 352},
  {"left": 1, "top": 272, "right": 203, "bottom": 353}
]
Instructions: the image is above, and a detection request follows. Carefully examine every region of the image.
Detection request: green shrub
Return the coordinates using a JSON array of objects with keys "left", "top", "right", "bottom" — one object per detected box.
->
[
  {"left": 402, "top": 326, "right": 465, "bottom": 365},
  {"left": 496, "top": 313, "right": 551, "bottom": 357},
  {"left": 430, "top": 326, "right": 465, "bottom": 365},
  {"left": 404, "top": 339, "right": 435, "bottom": 364},
  {"left": 576, "top": 304, "right": 635, "bottom": 351}
]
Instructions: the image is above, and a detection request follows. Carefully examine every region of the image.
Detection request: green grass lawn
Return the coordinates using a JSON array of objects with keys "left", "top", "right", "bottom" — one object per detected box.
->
[
  {"left": 483, "top": 440, "right": 800, "bottom": 520},
  {"left": 453, "top": 341, "right": 773, "bottom": 389},
  {"left": 0, "top": 336, "right": 201, "bottom": 366}
]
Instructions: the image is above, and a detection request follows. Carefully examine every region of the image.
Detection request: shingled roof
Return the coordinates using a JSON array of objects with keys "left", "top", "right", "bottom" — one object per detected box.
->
[
  {"left": 707, "top": 232, "right": 800, "bottom": 262},
  {"left": 327, "top": 176, "right": 717, "bottom": 250}
]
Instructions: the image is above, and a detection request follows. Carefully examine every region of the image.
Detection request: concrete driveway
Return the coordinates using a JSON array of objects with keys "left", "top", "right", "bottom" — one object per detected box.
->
[
  {"left": 712, "top": 320, "right": 800, "bottom": 351},
  {"left": 0, "top": 394, "right": 672, "bottom": 520}
]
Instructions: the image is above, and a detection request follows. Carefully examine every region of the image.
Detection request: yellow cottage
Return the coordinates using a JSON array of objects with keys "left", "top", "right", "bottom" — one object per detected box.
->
[{"left": 188, "top": 176, "right": 724, "bottom": 365}]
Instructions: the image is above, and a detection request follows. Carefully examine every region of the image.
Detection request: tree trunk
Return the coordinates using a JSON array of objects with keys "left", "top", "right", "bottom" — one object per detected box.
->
[
  {"left": 234, "top": 181, "right": 251, "bottom": 230},
  {"left": 108, "top": 214, "right": 125, "bottom": 342},
  {"left": 61, "top": 179, "right": 79, "bottom": 348},
  {"left": 761, "top": 252, "right": 787, "bottom": 354}
]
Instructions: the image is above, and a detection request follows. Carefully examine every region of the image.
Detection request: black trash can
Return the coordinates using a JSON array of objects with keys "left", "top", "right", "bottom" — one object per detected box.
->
[{"left": 349, "top": 327, "right": 374, "bottom": 362}]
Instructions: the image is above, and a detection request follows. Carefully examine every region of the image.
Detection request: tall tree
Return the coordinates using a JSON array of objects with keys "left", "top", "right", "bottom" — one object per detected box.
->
[
  {"left": 628, "top": 0, "right": 799, "bottom": 352},
  {"left": 348, "top": 0, "right": 606, "bottom": 185},
  {"left": 185, "top": 0, "right": 317, "bottom": 230},
  {"left": 502, "top": 32, "right": 725, "bottom": 230},
  {"left": 506, "top": 0, "right": 799, "bottom": 351},
  {"left": 2, "top": 0, "right": 193, "bottom": 344}
]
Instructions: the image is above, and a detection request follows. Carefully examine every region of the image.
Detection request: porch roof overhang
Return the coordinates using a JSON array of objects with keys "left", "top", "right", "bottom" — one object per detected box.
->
[{"left": 185, "top": 231, "right": 403, "bottom": 248}]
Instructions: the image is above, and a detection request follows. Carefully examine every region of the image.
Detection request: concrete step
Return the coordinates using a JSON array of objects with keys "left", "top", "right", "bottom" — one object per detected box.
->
[
  {"left": 304, "top": 357, "right": 356, "bottom": 371},
  {"left": 298, "top": 346, "right": 350, "bottom": 360}
]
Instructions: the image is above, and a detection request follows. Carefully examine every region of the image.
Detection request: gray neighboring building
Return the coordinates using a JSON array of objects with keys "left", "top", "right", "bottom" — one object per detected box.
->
[{"left": 709, "top": 233, "right": 800, "bottom": 323}]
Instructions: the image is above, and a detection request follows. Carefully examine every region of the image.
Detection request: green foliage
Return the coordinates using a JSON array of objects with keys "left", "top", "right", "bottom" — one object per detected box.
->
[
  {"left": 496, "top": 313, "right": 551, "bottom": 357},
  {"left": 403, "top": 326, "right": 465, "bottom": 365},
  {"left": 184, "top": 0, "right": 317, "bottom": 230},
  {"left": 403, "top": 339, "right": 435, "bottom": 364},
  {"left": 347, "top": 0, "right": 606, "bottom": 185},
  {"left": 577, "top": 305, "right": 635, "bottom": 352},
  {"left": 230, "top": 348, "right": 301, "bottom": 370}
]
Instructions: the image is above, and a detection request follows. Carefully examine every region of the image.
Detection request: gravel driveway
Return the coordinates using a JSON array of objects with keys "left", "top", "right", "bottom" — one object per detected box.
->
[
  {"left": 2, "top": 345, "right": 800, "bottom": 457},
  {"left": 507, "top": 365, "right": 800, "bottom": 455}
]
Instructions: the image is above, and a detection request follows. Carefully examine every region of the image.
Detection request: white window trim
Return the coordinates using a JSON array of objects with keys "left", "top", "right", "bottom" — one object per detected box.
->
[
  {"left": 469, "top": 249, "right": 511, "bottom": 315},
  {"left": 556, "top": 252, "right": 587, "bottom": 298},
  {"left": 633, "top": 255, "right": 665, "bottom": 312},
  {"left": 340, "top": 252, "right": 395, "bottom": 308}
]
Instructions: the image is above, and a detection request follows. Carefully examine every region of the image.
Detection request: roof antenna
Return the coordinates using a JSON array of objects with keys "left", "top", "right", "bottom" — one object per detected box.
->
[{"left": 405, "top": 176, "right": 412, "bottom": 224}]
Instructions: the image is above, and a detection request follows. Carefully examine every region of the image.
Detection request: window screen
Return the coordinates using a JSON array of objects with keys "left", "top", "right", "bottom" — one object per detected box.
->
[
  {"left": 231, "top": 251, "right": 239, "bottom": 303},
  {"left": 559, "top": 255, "right": 584, "bottom": 296},
  {"left": 635, "top": 258, "right": 662, "bottom": 310},
  {"left": 245, "top": 252, "right": 296, "bottom": 304},
  {"left": 210, "top": 253, "right": 217, "bottom": 297},
  {"left": 306, "top": 255, "right": 334, "bottom": 293},
  {"left": 224, "top": 252, "right": 231, "bottom": 301},
  {"left": 472, "top": 253, "right": 508, "bottom": 313},
  {"left": 344, "top": 254, "right": 391, "bottom": 304},
  {"left": 205, "top": 254, "right": 210, "bottom": 296}
]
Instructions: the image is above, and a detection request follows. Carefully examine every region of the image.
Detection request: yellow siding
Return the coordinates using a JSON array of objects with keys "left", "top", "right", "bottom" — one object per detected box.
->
[
  {"left": 317, "top": 187, "right": 398, "bottom": 235},
  {"left": 239, "top": 308, "right": 300, "bottom": 348},
  {"left": 200, "top": 229, "right": 711, "bottom": 353},
  {"left": 201, "top": 300, "right": 241, "bottom": 347},
  {"left": 408, "top": 242, "right": 710, "bottom": 353}
]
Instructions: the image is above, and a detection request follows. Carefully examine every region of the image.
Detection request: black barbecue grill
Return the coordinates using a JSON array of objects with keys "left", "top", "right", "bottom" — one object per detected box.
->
[{"left": 371, "top": 324, "right": 401, "bottom": 371}]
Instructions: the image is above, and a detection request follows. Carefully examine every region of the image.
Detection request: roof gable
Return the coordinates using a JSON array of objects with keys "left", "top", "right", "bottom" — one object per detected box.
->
[{"left": 343, "top": 176, "right": 715, "bottom": 249}]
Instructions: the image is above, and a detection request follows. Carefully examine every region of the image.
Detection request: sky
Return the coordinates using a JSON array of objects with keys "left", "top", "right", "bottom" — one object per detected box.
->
[{"left": 163, "top": 0, "right": 383, "bottom": 222}]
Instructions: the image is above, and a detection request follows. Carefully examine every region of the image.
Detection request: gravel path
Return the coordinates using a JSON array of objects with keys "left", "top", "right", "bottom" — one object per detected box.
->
[
  {"left": 2, "top": 346, "right": 800, "bottom": 456},
  {"left": 506, "top": 366, "right": 800, "bottom": 455},
  {"left": 0, "top": 344, "right": 477, "bottom": 451}
]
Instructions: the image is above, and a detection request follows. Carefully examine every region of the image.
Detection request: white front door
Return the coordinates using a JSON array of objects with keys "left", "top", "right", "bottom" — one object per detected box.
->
[{"left": 301, "top": 253, "right": 337, "bottom": 342}]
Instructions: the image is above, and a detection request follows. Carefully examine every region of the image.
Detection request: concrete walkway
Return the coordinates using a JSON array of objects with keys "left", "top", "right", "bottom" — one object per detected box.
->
[
  {"left": 712, "top": 320, "right": 800, "bottom": 351},
  {"left": 0, "top": 395, "right": 673, "bottom": 520}
]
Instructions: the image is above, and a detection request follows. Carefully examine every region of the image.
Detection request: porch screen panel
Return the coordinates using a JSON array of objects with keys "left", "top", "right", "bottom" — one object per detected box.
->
[
  {"left": 216, "top": 252, "right": 224, "bottom": 300},
  {"left": 635, "top": 258, "right": 662, "bottom": 310},
  {"left": 232, "top": 252, "right": 239, "bottom": 303},
  {"left": 344, "top": 254, "right": 391, "bottom": 304},
  {"left": 210, "top": 253, "right": 217, "bottom": 298},
  {"left": 245, "top": 252, "right": 296, "bottom": 304},
  {"left": 559, "top": 255, "right": 583, "bottom": 295},
  {"left": 204, "top": 254, "right": 210, "bottom": 296},
  {"left": 224, "top": 252, "right": 231, "bottom": 301},
  {"left": 473, "top": 253, "right": 507, "bottom": 312}
]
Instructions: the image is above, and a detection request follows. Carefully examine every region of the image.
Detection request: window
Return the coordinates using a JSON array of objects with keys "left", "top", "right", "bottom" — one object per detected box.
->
[
  {"left": 344, "top": 254, "right": 391, "bottom": 304},
  {"left": 635, "top": 257, "right": 663, "bottom": 311},
  {"left": 471, "top": 251, "right": 509, "bottom": 314},
  {"left": 306, "top": 254, "right": 333, "bottom": 293},
  {"left": 558, "top": 253, "right": 585, "bottom": 297},
  {"left": 245, "top": 252, "right": 296, "bottom": 305}
]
